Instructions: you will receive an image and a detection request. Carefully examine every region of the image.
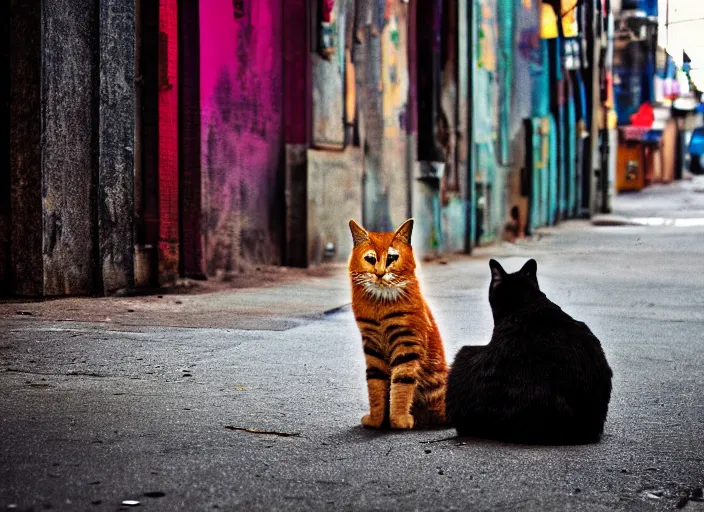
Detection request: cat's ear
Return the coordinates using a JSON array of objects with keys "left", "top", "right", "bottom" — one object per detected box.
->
[
  {"left": 519, "top": 259, "right": 539, "bottom": 287},
  {"left": 520, "top": 259, "right": 538, "bottom": 278},
  {"left": 489, "top": 259, "right": 506, "bottom": 284},
  {"left": 393, "top": 218, "right": 414, "bottom": 245},
  {"left": 349, "top": 220, "right": 370, "bottom": 247}
]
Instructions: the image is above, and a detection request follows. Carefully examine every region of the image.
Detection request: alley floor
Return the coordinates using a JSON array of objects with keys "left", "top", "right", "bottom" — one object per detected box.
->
[
  {"left": 593, "top": 180, "right": 704, "bottom": 226},
  {"left": 2, "top": 191, "right": 704, "bottom": 511}
]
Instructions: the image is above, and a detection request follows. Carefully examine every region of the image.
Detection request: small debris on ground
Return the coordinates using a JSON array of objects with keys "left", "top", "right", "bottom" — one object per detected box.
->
[
  {"left": 121, "top": 500, "right": 141, "bottom": 506},
  {"left": 224, "top": 426, "right": 300, "bottom": 437},
  {"left": 419, "top": 436, "right": 458, "bottom": 444}
]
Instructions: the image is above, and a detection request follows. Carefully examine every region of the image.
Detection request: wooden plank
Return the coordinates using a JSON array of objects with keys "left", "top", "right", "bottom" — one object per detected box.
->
[{"left": 98, "top": 0, "right": 136, "bottom": 293}]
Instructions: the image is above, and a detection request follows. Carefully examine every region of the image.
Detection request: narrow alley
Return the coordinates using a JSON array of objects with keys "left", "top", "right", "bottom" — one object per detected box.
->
[
  {"left": 4, "top": 0, "right": 704, "bottom": 510},
  {"left": 1, "top": 186, "right": 703, "bottom": 511}
]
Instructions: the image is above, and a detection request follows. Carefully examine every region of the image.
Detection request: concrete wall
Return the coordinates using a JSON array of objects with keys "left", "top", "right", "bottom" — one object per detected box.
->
[
  {"left": 199, "top": 0, "right": 284, "bottom": 276},
  {"left": 307, "top": 149, "right": 363, "bottom": 264},
  {"left": 357, "top": 9, "right": 388, "bottom": 231}
]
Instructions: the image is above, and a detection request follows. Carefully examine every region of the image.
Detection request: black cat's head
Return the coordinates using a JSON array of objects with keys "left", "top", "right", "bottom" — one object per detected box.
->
[{"left": 488, "top": 259, "right": 543, "bottom": 319}]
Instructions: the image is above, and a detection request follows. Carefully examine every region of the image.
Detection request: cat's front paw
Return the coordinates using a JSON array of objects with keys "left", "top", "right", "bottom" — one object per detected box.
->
[
  {"left": 390, "top": 414, "right": 414, "bottom": 429},
  {"left": 361, "top": 413, "right": 384, "bottom": 429}
]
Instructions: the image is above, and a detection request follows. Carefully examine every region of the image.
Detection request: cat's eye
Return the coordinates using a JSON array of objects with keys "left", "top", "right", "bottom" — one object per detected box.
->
[
  {"left": 364, "top": 255, "right": 377, "bottom": 265},
  {"left": 386, "top": 253, "right": 399, "bottom": 266}
]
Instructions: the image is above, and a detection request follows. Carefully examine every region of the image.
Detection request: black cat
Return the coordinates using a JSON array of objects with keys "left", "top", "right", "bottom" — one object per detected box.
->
[{"left": 446, "top": 259, "right": 613, "bottom": 445}]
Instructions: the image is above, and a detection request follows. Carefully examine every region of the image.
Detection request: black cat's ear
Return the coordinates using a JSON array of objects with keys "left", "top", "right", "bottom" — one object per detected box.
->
[
  {"left": 489, "top": 259, "right": 506, "bottom": 284},
  {"left": 349, "top": 220, "right": 369, "bottom": 247},
  {"left": 520, "top": 259, "right": 539, "bottom": 287},
  {"left": 520, "top": 259, "right": 537, "bottom": 277},
  {"left": 393, "top": 218, "right": 414, "bottom": 245}
]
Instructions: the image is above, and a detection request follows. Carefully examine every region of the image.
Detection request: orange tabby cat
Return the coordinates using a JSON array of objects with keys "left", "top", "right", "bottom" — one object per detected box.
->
[{"left": 348, "top": 218, "right": 448, "bottom": 429}]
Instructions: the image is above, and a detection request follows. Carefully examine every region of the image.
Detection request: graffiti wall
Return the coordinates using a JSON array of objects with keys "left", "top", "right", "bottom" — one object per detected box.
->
[
  {"left": 472, "top": 0, "right": 500, "bottom": 244},
  {"left": 507, "top": 0, "right": 542, "bottom": 236},
  {"left": 199, "top": 0, "right": 284, "bottom": 275}
]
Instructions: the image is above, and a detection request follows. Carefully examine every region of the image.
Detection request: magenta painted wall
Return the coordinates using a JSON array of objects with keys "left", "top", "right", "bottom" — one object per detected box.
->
[
  {"left": 159, "top": 0, "right": 179, "bottom": 280},
  {"left": 199, "top": 0, "right": 284, "bottom": 274}
]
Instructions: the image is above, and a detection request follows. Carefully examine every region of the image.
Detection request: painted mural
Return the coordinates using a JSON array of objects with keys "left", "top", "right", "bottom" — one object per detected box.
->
[
  {"left": 496, "top": 0, "right": 513, "bottom": 165},
  {"left": 516, "top": 1, "right": 541, "bottom": 120},
  {"left": 199, "top": 0, "right": 284, "bottom": 275},
  {"left": 473, "top": 0, "right": 500, "bottom": 244},
  {"left": 509, "top": 0, "right": 542, "bottom": 236}
]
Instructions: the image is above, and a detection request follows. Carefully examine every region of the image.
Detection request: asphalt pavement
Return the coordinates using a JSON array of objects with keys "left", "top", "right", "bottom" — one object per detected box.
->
[
  {"left": 593, "top": 180, "right": 704, "bottom": 226},
  {"left": 1, "top": 220, "right": 703, "bottom": 511}
]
